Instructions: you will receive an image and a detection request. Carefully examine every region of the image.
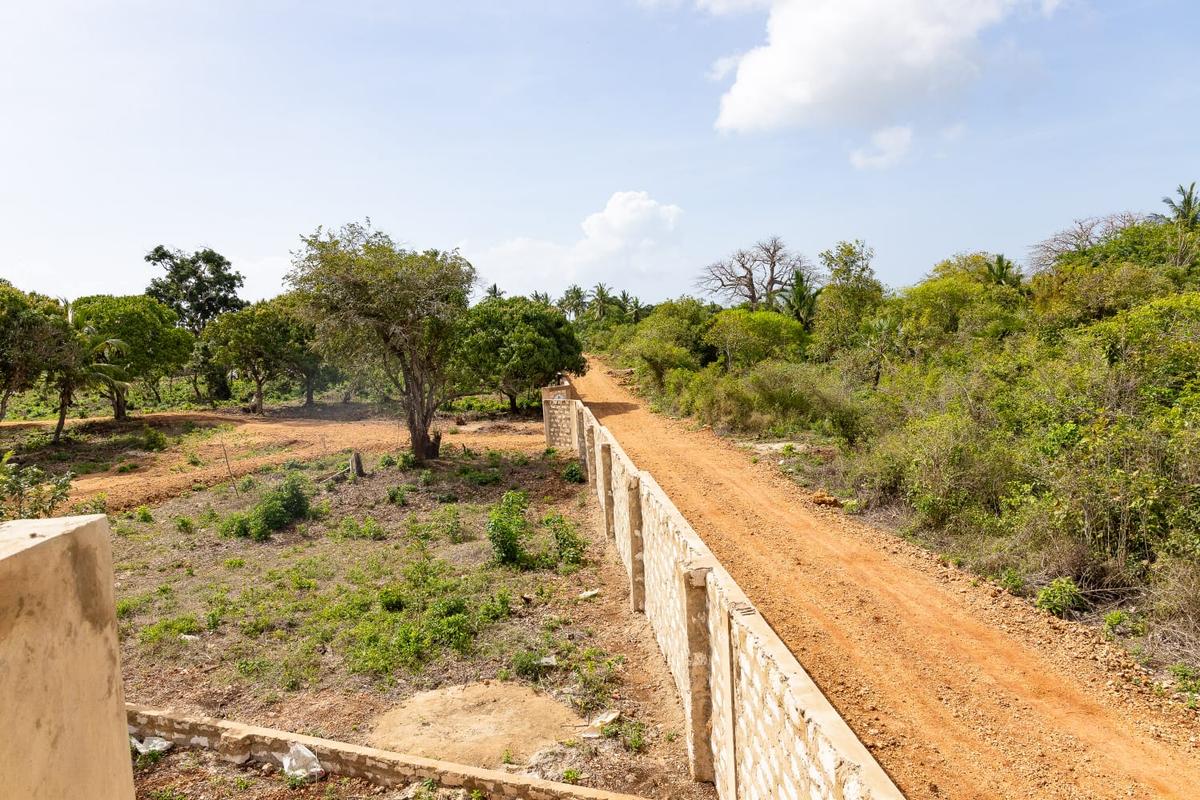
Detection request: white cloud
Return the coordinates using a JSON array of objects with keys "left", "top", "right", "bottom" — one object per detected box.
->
[
  {"left": 849, "top": 126, "right": 914, "bottom": 170},
  {"left": 469, "top": 191, "right": 685, "bottom": 298},
  {"left": 710, "top": 0, "right": 1057, "bottom": 133}
]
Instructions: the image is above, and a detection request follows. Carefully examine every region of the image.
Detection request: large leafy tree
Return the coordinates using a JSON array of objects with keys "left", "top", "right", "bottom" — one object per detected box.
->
[
  {"left": 203, "top": 302, "right": 292, "bottom": 414},
  {"left": 0, "top": 282, "right": 63, "bottom": 421},
  {"left": 70, "top": 295, "right": 192, "bottom": 419},
  {"left": 557, "top": 285, "right": 587, "bottom": 320},
  {"left": 288, "top": 222, "right": 475, "bottom": 459},
  {"left": 704, "top": 308, "right": 807, "bottom": 370},
  {"left": 457, "top": 297, "right": 586, "bottom": 412},
  {"left": 145, "top": 245, "right": 247, "bottom": 334},
  {"left": 809, "top": 240, "right": 884, "bottom": 360},
  {"left": 619, "top": 297, "right": 715, "bottom": 389},
  {"left": 272, "top": 293, "right": 334, "bottom": 407}
]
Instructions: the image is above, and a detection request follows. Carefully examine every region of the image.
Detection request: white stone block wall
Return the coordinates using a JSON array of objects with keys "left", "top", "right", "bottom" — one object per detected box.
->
[{"left": 567, "top": 400, "right": 904, "bottom": 800}]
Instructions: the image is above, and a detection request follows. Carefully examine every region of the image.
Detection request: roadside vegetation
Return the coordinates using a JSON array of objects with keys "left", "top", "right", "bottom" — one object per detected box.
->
[{"left": 583, "top": 184, "right": 1200, "bottom": 677}]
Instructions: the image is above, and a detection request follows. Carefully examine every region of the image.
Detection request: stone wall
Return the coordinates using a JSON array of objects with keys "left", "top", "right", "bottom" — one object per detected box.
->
[
  {"left": 128, "top": 705, "right": 651, "bottom": 800},
  {"left": 2, "top": 515, "right": 135, "bottom": 800},
  {"left": 566, "top": 402, "right": 904, "bottom": 800}
]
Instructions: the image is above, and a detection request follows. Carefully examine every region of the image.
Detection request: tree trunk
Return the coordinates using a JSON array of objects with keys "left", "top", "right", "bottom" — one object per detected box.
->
[
  {"left": 0, "top": 389, "right": 11, "bottom": 423},
  {"left": 253, "top": 379, "right": 265, "bottom": 415},
  {"left": 304, "top": 376, "right": 315, "bottom": 407},
  {"left": 190, "top": 374, "right": 204, "bottom": 403},
  {"left": 53, "top": 387, "right": 70, "bottom": 443},
  {"left": 409, "top": 426, "right": 442, "bottom": 460},
  {"left": 111, "top": 388, "right": 128, "bottom": 421},
  {"left": 507, "top": 393, "right": 518, "bottom": 415},
  {"left": 148, "top": 379, "right": 162, "bottom": 404}
]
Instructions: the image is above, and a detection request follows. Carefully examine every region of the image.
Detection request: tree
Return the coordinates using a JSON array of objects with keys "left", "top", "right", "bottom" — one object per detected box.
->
[
  {"left": 985, "top": 254, "right": 1023, "bottom": 288},
  {"left": 70, "top": 295, "right": 192, "bottom": 419},
  {"left": 530, "top": 291, "right": 551, "bottom": 305},
  {"left": 272, "top": 293, "right": 333, "bottom": 407},
  {"left": 557, "top": 285, "right": 587, "bottom": 321},
  {"left": 809, "top": 240, "right": 884, "bottom": 360},
  {"left": 457, "top": 297, "right": 587, "bottom": 412},
  {"left": 620, "top": 297, "right": 714, "bottom": 389},
  {"left": 0, "top": 283, "right": 63, "bottom": 421},
  {"left": 781, "top": 269, "right": 822, "bottom": 331},
  {"left": 589, "top": 283, "right": 618, "bottom": 322},
  {"left": 203, "top": 302, "right": 292, "bottom": 414},
  {"left": 697, "top": 236, "right": 809, "bottom": 310},
  {"left": 485, "top": 283, "right": 505, "bottom": 299},
  {"left": 703, "top": 308, "right": 806, "bottom": 370},
  {"left": 43, "top": 305, "right": 128, "bottom": 442},
  {"left": 1159, "top": 182, "right": 1200, "bottom": 230},
  {"left": 288, "top": 222, "right": 475, "bottom": 459},
  {"left": 626, "top": 296, "right": 650, "bottom": 324},
  {"left": 145, "top": 245, "right": 247, "bottom": 334}
]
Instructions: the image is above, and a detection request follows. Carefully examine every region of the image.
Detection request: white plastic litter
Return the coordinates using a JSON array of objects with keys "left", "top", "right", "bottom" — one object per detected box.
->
[
  {"left": 130, "top": 736, "right": 173, "bottom": 755},
  {"left": 580, "top": 709, "right": 621, "bottom": 739},
  {"left": 281, "top": 741, "right": 325, "bottom": 782},
  {"left": 577, "top": 589, "right": 600, "bottom": 600}
]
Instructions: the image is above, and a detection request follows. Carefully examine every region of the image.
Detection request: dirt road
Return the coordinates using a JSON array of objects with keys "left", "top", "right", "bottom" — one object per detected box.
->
[
  {"left": 573, "top": 362, "right": 1200, "bottom": 800},
  {"left": 51, "top": 411, "right": 543, "bottom": 511}
]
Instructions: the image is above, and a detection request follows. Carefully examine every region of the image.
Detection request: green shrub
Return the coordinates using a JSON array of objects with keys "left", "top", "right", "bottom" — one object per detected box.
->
[
  {"left": 378, "top": 453, "right": 397, "bottom": 468},
  {"left": 997, "top": 567, "right": 1025, "bottom": 595},
  {"left": 379, "top": 584, "right": 407, "bottom": 612},
  {"left": 339, "top": 516, "right": 386, "bottom": 540},
  {"left": 418, "top": 468, "right": 434, "bottom": 486},
  {"left": 139, "top": 614, "right": 200, "bottom": 645},
  {"left": 140, "top": 426, "right": 169, "bottom": 451},
  {"left": 174, "top": 515, "right": 195, "bottom": 534},
  {"left": 487, "top": 491, "right": 530, "bottom": 566},
  {"left": 219, "top": 512, "right": 252, "bottom": 539},
  {"left": 236, "top": 475, "right": 256, "bottom": 492},
  {"left": 387, "top": 486, "right": 408, "bottom": 506},
  {"left": 1036, "top": 577, "right": 1085, "bottom": 617},
  {"left": 561, "top": 461, "right": 586, "bottom": 484},
  {"left": 134, "top": 505, "right": 153, "bottom": 523},
  {"left": 512, "top": 648, "right": 550, "bottom": 680},
  {"left": 544, "top": 513, "right": 586, "bottom": 566},
  {"left": 461, "top": 467, "right": 501, "bottom": 486},
  {"left": 1103, "top": 610, "right": 1129, "bottom": 638},
  {"left": 397, "top": 452, "right": 418, "bottom": 470}
]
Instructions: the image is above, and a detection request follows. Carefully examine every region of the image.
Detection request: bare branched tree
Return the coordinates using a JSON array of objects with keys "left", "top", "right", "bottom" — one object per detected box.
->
[
  {"left": 1028, "top": 212, "right": 1143, "bottom": 273},
  {"left": 697, "top": 236, "right": 812, "bottom": 309}
]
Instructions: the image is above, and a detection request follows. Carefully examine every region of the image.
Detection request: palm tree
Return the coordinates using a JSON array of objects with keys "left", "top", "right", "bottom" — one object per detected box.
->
[
  {"left": 1161, "top": 182, "right": 1200, "bottom": 230},
  {"left": 530, "top": 291, "right": 551, "bottom": 305},
  {"left": 616, "top": 290, "right": 633, "bottom": 321},
  {"left": 485, "top": 283, "right": 505, "bottom": 299},
  {"left": 985, "top": 254, "right": 1023, "bottom": 288},
  {"left": 46, "top": 306, "right": 128, "bottom": 442},
  {"left": 557, "top": 285, "right": 586, "bottom": 321},
  {"left": 782, "top": 269, "right": 822, "bottom": 331},
  {"left": 590, "top": 283, "right": 615, "bottom": 322},
  {"left": 627, "top": 296, "right": 649, "bottom": 324}
]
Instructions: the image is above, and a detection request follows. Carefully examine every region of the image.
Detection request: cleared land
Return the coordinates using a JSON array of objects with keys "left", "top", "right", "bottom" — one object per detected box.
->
[
  {"left": 70, "top": 413, "right": 712, "bottom": 799},
  {"left": 574, "top": 360, "right": 1200, "bottom": 800}
]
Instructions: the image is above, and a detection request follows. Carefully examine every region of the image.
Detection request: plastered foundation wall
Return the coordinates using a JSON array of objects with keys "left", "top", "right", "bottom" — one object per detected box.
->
[
  {"left": 1, "top": 515, "right": 135, "bottom": 800},
  {"left": 564, "top": 402, "right": 904, "bottom": 800},
  {"left": 127, "top": 705, "right": 651, "bottom": 800}
]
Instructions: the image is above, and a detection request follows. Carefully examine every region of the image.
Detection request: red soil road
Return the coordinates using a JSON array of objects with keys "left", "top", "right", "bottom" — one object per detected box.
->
[{"left": 573, "top": 362, "right": 1200, "bottom": 800}]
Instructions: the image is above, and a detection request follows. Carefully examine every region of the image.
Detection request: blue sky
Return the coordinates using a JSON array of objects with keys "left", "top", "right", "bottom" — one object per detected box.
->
[{"left": 1, "top": 0, "right": 1197, "bottom": 303}]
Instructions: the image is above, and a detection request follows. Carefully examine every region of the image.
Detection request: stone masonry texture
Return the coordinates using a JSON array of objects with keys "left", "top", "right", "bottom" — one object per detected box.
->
[{"left": 565, "top": 401, "right": 904, "bottom": 800}]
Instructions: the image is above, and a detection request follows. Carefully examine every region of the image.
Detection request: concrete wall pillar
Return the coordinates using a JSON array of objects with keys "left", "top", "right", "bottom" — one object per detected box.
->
[
  {"left": 626, "top": 473, "right": 645, "bottom": 612},
  {"left": 584, "top": 425, "right": 597, "bottom": 488},
  {"left": 1, "top": 515, "right": 135, "bottom": 800},
  {"left": 679, "top": 562, "right": 715, "bottom": 783},
  {"left": 599, "top": 443, "right": 615, "bottom": 539}
]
